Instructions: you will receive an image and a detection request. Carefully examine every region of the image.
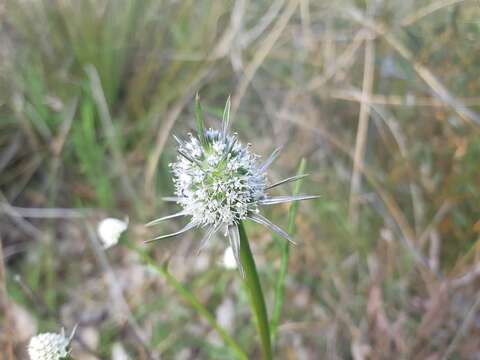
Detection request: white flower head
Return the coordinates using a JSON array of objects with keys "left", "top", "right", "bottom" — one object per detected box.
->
[
  {"left": 146, "top": 96, "right": 319, "bottom": 275},
  {"left": 97, "top": 217, "right": 128, "bottom": 249},
  {"left": 28, "top": 327, "right": 75, "bottom": 360}
]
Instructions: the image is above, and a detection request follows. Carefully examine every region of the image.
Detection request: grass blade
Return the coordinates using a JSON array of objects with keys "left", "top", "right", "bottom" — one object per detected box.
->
[{"left": 270, "top": 158, "right": 306, "bottom": 343}]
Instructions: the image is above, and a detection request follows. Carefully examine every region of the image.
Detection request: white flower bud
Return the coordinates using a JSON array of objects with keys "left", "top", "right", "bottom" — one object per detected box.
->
[
  {"left": 97, "top": 217, "right": 128, "bottom": 249},
  {"left": 28, "top": 332, "right": 69, "bottom": 360}
]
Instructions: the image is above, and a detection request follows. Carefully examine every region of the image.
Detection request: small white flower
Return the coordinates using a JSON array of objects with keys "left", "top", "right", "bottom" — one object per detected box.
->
[
  {"left": 146, "top": 97, "right": 319, "bottom": 275},
  {"left": 97, "top": 217, "right": 128, "bottom": 249},
  {"left": 222, "top": 246, "right": 238, "bottom": 270},
  {"left": 28, "top": 331, "right": 70, "bottom": 360}
]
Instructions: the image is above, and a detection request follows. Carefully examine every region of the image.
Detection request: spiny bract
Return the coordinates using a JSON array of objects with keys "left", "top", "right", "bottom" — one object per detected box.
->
[{"left": 146, "top": 96, "right": 319, "bottom": 275}]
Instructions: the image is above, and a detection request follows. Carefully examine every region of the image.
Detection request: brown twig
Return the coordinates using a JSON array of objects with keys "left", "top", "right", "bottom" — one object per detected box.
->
[
  {"left": 0, "top": 205, "right": 89, "bottom": 219},
  {"left": 85, "top": 225, "right": 159, "bottom": 360},
  {"left": 369, "top": 103, "right": 426, "bottom": 235},
  {"left": 286, "top": 114, "right": 436, "bottom": 277},
  {"left": 307, "top": 30, "right": 368, "bottom": 91},
  {"left": 348, "top": 37, "right": 375, "bottom": 228},
  {"left": 0, "top": 192, "right": 43, "bottom": 239},
  {"left": 0, "top": 235, "right": 14, "bottom": 360},
  {"left": 345, "top": 7, "right": 480, "bottom": 126},
  {"left": 442, "top": 287, "right": 480, "bottom": 359},
  {"left": 231, "top": 0, "right": 300, "bottom": 119},
  {"left": 400, "top": 0, "right": 468, "bottom": 27},
  {"left": 240, "top": 0, "right": 285, "bottom": 48},
  {"left": 327, "top": 89, "right": 480, "bottom": 108},
  {"left": 210, "top": 0, "right": 247, "bottom": 59}
]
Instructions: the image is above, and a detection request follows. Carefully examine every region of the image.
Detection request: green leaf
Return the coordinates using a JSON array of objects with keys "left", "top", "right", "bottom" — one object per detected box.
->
[{"left": 270, "top": 158, "right": 306, "bottom": 344}]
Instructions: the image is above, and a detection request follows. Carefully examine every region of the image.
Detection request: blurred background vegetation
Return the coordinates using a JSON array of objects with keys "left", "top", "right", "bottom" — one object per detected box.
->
[{"left": 1, "top": 0, "right": 480, "bottom": 359}]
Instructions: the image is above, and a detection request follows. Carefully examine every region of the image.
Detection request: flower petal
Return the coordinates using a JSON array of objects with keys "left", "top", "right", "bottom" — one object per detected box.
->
[
  {"left": 145, "top": 221, "right": 196, "bottom": 242},
  {"left": 258, "top": 194, "right": 320, "bottom": 205},
  {"left": 145, "top": 210, "right": 187, "bottom": 227},
  {"left": 248, "top": 213, "right": 296, "bottom": 245},
  {"left": 265, "top": 174, "right": 309, "bottom": 190}
]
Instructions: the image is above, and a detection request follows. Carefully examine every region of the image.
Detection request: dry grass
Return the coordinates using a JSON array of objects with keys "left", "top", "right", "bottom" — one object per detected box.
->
[{"left": 1, "top": 0, "right": 480, "bottom": 359}]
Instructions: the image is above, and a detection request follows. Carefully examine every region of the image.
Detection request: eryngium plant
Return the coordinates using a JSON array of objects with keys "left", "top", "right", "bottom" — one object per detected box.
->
[
  {"left": 146, "top": 96, "right": 318, "bottom": 275},
  {"left": 146, "top": 95, "right": 318, "bottom": 359}
]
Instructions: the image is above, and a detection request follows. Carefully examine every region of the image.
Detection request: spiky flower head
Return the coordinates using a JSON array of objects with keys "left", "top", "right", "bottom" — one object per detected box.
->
[
  {"left": 28, "top": 329, "right": 72, "bottom": 360},
  {"left": 147, "top": 95, "right": 318, "bottom": 274},
  {"left": 171, "top": 128, "right": 265, "bottom": 227}
]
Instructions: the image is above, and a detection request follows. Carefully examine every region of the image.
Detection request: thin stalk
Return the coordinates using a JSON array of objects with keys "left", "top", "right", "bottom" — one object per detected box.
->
[
  {"left": 124, "top": 240, "right": 248, "bottom": 360},
  {"left": 238, "top": 222, "right": 272, "bottom": 360},
  {"left": 270, "top": 159, "right": 306, "bottom": 343}
]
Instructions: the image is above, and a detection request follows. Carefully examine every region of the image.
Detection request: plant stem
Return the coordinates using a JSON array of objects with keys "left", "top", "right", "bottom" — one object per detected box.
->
[
  {"left": 124, "top": 240, "right": 248, "bottom": 360},
  {"left": 238, "top": 221, "right": 272, "bottom": 360},
  {"left": 270, "top": 158, "right": 306, "bottom": 343}
]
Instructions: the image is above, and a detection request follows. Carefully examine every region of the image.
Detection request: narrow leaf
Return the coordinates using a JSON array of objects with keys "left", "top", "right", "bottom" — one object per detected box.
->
[
  {"left": 270, "top": 158, "right": 306, "bottom": 343},
  {"left": 195, "top": 93, "right": 208, "bottom": 148}
]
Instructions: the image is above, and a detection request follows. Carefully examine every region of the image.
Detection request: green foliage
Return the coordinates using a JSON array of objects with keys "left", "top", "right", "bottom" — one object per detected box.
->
[{"left": 72, "top": 98, "right": 114, "bottom": 208}]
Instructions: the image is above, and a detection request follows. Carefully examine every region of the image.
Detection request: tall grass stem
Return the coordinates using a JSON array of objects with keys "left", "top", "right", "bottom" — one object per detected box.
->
[{"left": 270, "top": 159, "right": 306, "bottom": 343}]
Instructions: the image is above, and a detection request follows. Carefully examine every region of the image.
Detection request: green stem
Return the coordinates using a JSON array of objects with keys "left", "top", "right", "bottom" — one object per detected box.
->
[
  {"left": 238, "top": 222, "right": 272, "bottom": 360},
  {"left": 270, "top": 159, "right": 306, "bottom": 343},
  {"left": 124, "top": 240, "right": 248, "bottom": 360}
]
